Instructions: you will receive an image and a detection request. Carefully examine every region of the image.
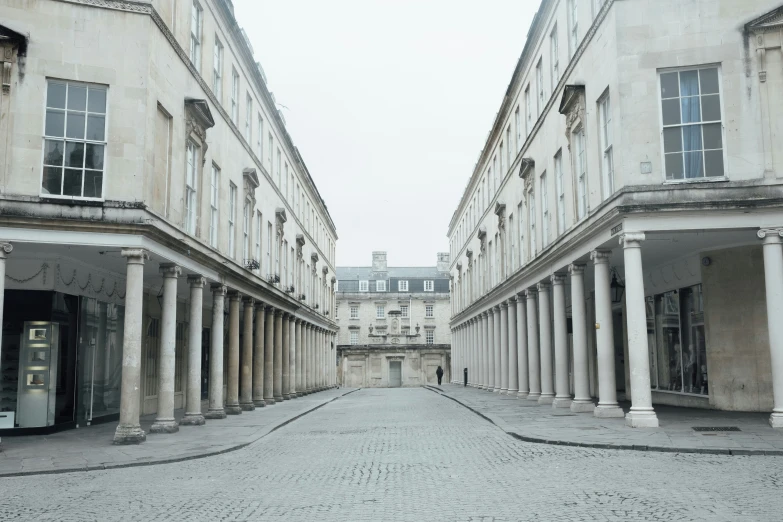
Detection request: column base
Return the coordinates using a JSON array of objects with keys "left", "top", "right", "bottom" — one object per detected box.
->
[
  {"left": 149, "top": 418, "right": 179, "bottom": 434},
  {"left": 274, "top": 395, "right": 284, "bottom": 402},
  {"left": 290, "top": 392, "right": 298, "bottom": 398},
  {"left": 537, "top": 394, "right": 555, "bottom": 405},
  {"left": 492, "top": 387, "right": 502, "bottom": 393},
  {"left": 570, "top": 399, "right": 596, "bottom": 413},
  {"left": 253, "top": 399, "right": 266, "bottom": 407},
  {"left": 500, "top": 388, "right": 509, "bottom": 394},
  {"left": 283, "top": 394, "right": 291, "bottom": 400},
  {"left": 594, "top": 404, "right": 624, "bottom": 418},
  {"left": 552, "top": 397, "right": 572, "bottom": 408},
  {"left": 264, "top": 398, "right": 276, "bottom": 405},
  {"left": 225, "top": 404, "right": 242, "bottom": 415},
  {"left": 113, "top": 424, "right": 146, "bottom": 445},
  {"left": 204, "top": 408, "right": 227, "bottom": 419},
  {"left": 625, "top": 409, "right": 659, "bottom": 428},
  {"left": 770, "top": 412, "right": 783, "bottom": 428},
  {"left": 239, "top": 401, "right": 255, "bottom": 411},
  {"left": 179, "top": 413, "right": 206, "bottom": 426},
  {"left": 527, "top": 392, "right": 541, "bottom": 401},
  {"left": 507, "top": 389, "right": 519, "bottom": 396},
  {"left": 517, "top": 390, "right": 529, "bottom": 399}
]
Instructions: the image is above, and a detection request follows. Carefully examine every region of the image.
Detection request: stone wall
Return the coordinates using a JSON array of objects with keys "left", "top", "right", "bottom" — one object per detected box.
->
[{"left": 337, "top": 346, "right": 450, "bottom": 388}]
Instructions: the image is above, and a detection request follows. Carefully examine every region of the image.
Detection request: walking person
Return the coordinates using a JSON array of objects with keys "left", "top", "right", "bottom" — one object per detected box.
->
[{"left": 436, "top": 365, "right": 444, "bottom": 385}]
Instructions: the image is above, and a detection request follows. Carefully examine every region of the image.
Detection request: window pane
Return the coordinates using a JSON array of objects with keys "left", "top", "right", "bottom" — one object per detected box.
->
[
  {"left": 47, "top": 82, "right": 67, "bottom": 109},
  {"left": 65, "top": 141, "right": 85, "bottom": 168},
  {"left": 660, "top": 72, "right": 679, "bottom": 98},
  {"left": 679, "top": 70, "right": 699, "bottom": 96},
  {"left": 705, "top": 150, "right": 724, "bottom": 177},
  {"left": 67, "top": 85, "right": 87, "bottom": 111},
  {"left": 681, "top": 125, "right": 702, "bottom": 151},
  {"left": 43, "top": 139, "right": 64, "bottom": 166},
  {"left": 66, "top": 112, "right": 86, "bottom": 139},
  {"left": 702, "top": 123, "right": 722, "bottom": 150},
  {"left": 86, "top": 115, "right": 105, "bottom": 141},
  {"left": 684, "top": 151, "right": 704, "bottom": 178},
  {"left": 83, "top": 170, "right": 103, "bottom": 198},
  {"left": 699, "top": 68, "right": 719, "bottom": 95},
  {"left": 45, "top": 110, "right": 65, "bottom": 137},
  {"left": 663, "top": 127, "right": 682, "bottom": 153},
  {"left": 85, "top": 143, "right": 104, "bottom": 170},
  {"left": 63, "top": 168, "right": 83, "bottom": 196},
  {"left": 664, "top": 153, "right": 684, "bottom": 180},
  {"left": 701, "top": 94, "right": 721, "bottom": 122},
  {"left": 42, "top": 167, "right": 63, "bottom": 195},
  {"left": 87, "top": 87, "right": 107, "bottom": 113},
  {"left": 661, "top": 99, "right": 680, "bottom": 125},
  {"left": 680, "top": 96, "right": 701, "bottom": 123}
]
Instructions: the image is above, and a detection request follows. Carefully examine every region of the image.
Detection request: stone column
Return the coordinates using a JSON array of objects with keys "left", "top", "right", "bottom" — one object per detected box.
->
[
  {"left": 150, "top": 264, "right": 181, "bottom": 434},
  {"left": 0, "top": 243, "right": 11, "bottom": 376},
  {"left": 760, "top": 228, "right": 783, "bottom": 428},
  {"left": 487, "top": 308, "right": 496, "bottom": 391},
  {"left": 621, "top": 233, "right": 659, "bottom": 428},
  {"left": 315, "top": 328, "right": 321, "bottom": 391},
  {"left": 295, "top": 319, "right": 303, "bottom": 397},
  {"left": 273, "top": 310, "right": 284, "bottom": 402},
  {"left": 205, "top": 284, "right": 227, "bottom": 419},
  {"left": 591, "top": 250, "right": 624, "bottom": 418},
  {"left": 507, "top": 297, "right": 519, "bottom": 395},
  {"left": 465, "top": 322, "right": 472, "bottom": 385},
  {"left": 493, "top": 306, "right": 502, "bottom": 392},
  {"left": 113, "top": 249, "right": 149, "bottom": 444},
  {"left": 263, "top": 307, "right": 275, "bottom": 405},
  {"left": 320, "top": 329, "right": 326, "bottom": 390},
  {"left": 551, "top": 274, "right": 572, "bottom": 408},
  {"left": 538, "top": 282, "right": 555, "bottom": 404},
  {"left": 282, "top": 313, "right": 291, "bottom": 399},
  {"left": 181, "top": 275, "right": 206, "bottom": 425},
  {"left": 303, "top": 324, "right": 310, "bottom": 393},
  {"left": 516, "top": 292, "right": 529, "bottom": 398},
  {"left": 469, "top": 321, "right": 476, "bottom": 386},
  {"left": 569, "top": 264, "right": 594, "bottom": 412},
  {"left": 499, "top": 302, "right": 510, "bottom": 394},
  {"left": 482, "top": 312, "right": 490, "bottom": 389},
  {"left": 290, "top": 317, "right": 297, "bottom": 396},
  {"left": 239, "top": 297, "right": 255, "bottom": 411},
  {"left": 225, "top": 292, "right": 242, "bottom": 415},
  {"left": 526, "top": 289, "right": 541, "bottom": 401},
  {"left": 253, "top": 302, "right": 266, "bottom": 407}
]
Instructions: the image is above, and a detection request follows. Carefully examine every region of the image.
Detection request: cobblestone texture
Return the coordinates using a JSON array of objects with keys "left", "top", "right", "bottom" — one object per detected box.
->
[{"left": 2, "top": 388, "right": 782, "bottom": 521}]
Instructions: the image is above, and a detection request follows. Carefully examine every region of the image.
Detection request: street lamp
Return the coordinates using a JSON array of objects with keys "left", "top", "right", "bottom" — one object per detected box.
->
[{"left": 610, "top": 269, "right": 625, "bottom": 304}]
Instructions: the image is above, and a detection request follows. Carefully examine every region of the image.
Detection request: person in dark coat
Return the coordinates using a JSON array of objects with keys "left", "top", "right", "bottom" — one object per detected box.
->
[{"left": 436, "top": 365, "right": 444, "bottom": 385}]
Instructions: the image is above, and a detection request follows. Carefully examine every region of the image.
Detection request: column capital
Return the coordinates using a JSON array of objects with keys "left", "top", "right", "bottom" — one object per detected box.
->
[
  {"left": 242, "top": 296, "right": 255, "bottom": 306},
  {"left": 121, "top": 248, "right": 149, "bottom": 264},
  {"left": 187, "top": 274, "right": 206, "bottom": 288},
  {"left": 507, "top": 296, "right": 518, "bottom": 304},
  {"left": 568, "top": 263, "right": 586, "bottom": 275},
  {"left": 295, "top": 317, "right": 302, "bottom": 324},
  {"left": 525, "top": 288, "right": 538, "bottom": 299},
  {"left": 500, "top": 301, "right": 509, "bottom": 309},
  {"left": 590, "top": 250, "right": 612, "bottom": 264},
  {"left": 159, "top": 263, "right": 181, "bottom": 278},
  {"left": 619, "top": 232, "right": 646, "bottom": 248},
  {"left": 0, "top": 242, "right": 13, "bottom": 259},
  {"left": 255, "top": 301, "right": 266, "bottom": 312},
  {"left": 487, "top": 307, "right": 495, "bottom": 316},
  {"left": 551, "top": 273, "right": 566, "bottom": 286},
  {"left": 210, "top": 283, "right": 227, "bottom": 296},
  {"left": 480, "top": 311, "right": 488, "bottom": 318},
  {"left": 274, "top": 308, "right": 284, "bottom": 316},
  {"left": 227, "top": 291, "right": 243, "bottom": 302},
  {"left": 537, "top": 281, "right": 551, "bottom": 292},
  {"left": 758, "top": 228, "right": 783, "bottom": 242}
]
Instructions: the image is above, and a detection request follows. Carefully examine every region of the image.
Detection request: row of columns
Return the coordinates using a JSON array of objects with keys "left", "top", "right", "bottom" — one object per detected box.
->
[
  {"left": 113, "top": 248, "right": 336, "bottom": 444},
  {"left": 450, "top": 234, "right": 659, "bottom": 428}
]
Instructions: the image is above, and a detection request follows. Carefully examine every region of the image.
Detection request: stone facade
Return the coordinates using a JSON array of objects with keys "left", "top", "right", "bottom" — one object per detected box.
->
[
  {"left": 0, "top": 0, "right": 337, "bottom": 443},
  {"left": 336, "top": 252, "right": 451, "bottom": 387},
  {"left": 448, "top": 0, "right": 783, "bottom": 428}
]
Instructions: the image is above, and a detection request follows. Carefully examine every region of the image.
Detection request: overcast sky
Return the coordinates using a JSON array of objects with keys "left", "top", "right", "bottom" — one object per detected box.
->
[{"left": 234, "top": 0, "right": 538, "bottom": 268}]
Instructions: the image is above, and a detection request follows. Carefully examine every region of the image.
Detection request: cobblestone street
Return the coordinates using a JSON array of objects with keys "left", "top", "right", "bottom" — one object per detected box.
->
[{"left": 2, "top": 388, "right": 782, "bottom": 521}]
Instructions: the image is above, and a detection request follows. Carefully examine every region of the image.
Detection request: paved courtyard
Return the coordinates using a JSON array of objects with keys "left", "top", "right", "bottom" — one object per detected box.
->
[{"left": 1, "top": 388, "right": 782, "bottom": 521}]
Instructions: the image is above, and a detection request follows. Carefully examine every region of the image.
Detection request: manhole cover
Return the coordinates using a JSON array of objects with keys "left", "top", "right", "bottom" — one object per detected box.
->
[{"left": 692, "top": 426, "right": 741, "bottom": 432}]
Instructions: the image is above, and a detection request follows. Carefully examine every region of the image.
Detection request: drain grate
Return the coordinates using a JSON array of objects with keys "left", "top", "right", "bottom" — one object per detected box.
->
[{"left": 692, "top": 426, "right": 741, "bottom": 432}]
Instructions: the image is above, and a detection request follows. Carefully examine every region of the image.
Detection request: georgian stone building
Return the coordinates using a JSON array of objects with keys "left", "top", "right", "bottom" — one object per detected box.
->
[
  {"left": 448, "top": 0, "right": 783, "bottom": 428},
  {"left": 0, "top": 0, "right": 337, "bottom": 444},
  {"left": 336, "top": 252, "right": 451, "bottom": 388}
]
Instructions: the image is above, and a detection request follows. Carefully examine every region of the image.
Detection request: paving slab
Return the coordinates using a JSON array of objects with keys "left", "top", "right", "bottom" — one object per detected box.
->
[
  {"left": 428, "top": 384, "right": 783, "bottom": 455},
  {"left": 0, "top": 387, "right": 354, "bottom": 477}
]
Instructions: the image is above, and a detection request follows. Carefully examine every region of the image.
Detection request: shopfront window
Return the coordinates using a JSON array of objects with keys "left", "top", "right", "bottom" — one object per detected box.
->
[{"left": 649, "top": 284, "right": 707, "bottom": 395}]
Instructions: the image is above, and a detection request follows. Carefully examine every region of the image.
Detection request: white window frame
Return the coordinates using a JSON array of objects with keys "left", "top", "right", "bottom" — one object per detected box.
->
[
  {"left": 541, "top": 171, "right": 549, "bottom": 248},
  {"left": 514, "top": 106, "right": 521, "bottom": 151},
  {"left": 350, "top": 331, "right": 358, "bottom": 345},
  {"left": 256, "top": 114, "right": 264, "bottom": 159},
  {"left": 376, "top": 280, "right": 387, "bottom": 292},
  {"left": 598, "top": 92, "right": 614, "bottom": 198},
  {"left": 529, "top": 189, "right": 536, "bottom": 257},
  {"left": 506, "top": 127, "right": 512, "bottom": 169},
  {"left": 255, "top": 211, "right": 262, "bottom": 269},
  {"left": 536, "top": 58, "right": 544, "bottom": 117},
  {"left": 245, "top": 94, "right": 252, "bottom": 143},
  {"left": 425, "top": 305, "right": 434, "bottom": 318},
  {"left": 376, "top": 305, "right": 385, "bottom": 319},
  {"left": 568, "top": 0, "right": 578, "bottom": 58},
  {"left": 350, "top": 305, "right": 359, "bottom": 319},
  {"left": 574, "top": 127, "right": 587, "bottom": 219},
  {"left": 424, "top": 280, "right": 434, "bottom": 292},
  {"left": 550, "top": 26, "right": 559, "bottom": 86},
  {"left": 400, "top": 305, "right": 409, "bottom": 318},
  {"left": 212, "top": 35, "right": 222, "bottom": 100},
  {"left": 398, "top": 280, "right": 409, "bottom": 292},
  {"left": 517, "top": 202, "right": 525, "bottom": 265},
  {"left": 359, "top": 280, "right": 369, "bottom": 292},
  {"left": 242, "top": 199, "right": 250, "bottom": 262},
  {"left": 228, "top": 182, "right": 237, "bottom": 258},
  {"left": 230, "top": 68, "right": 239, "bottom": 125},
  {"left": 555, "top": 151, "right": 565, "bottom": 236},
  {"left": 525, "top": 86, "right": 532, "bottom": 137},
  {"left": 425, "top": 330, "right": 434, "bottom": 345},
  {"left": 209, "top": 163, "right": 219, "bottom": 247},
  {"left": 184, "top": 140, "right": 199, "bottom": 235},
  {"left": 190, "top": 1, "right": 203, "bottom": 69}
]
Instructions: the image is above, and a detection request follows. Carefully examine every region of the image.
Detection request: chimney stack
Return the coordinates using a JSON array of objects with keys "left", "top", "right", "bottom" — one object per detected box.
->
[
  {"left": 437, "top": 252, "right": 450, "bottom": 273},
  {"left": 372, "top": 251, "right": 388, "bottom": 274}
]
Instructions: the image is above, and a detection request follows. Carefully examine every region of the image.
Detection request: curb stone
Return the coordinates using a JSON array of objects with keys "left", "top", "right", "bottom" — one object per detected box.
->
[{"left": 423, "top": 385, "right": 779, "bottom": 457}]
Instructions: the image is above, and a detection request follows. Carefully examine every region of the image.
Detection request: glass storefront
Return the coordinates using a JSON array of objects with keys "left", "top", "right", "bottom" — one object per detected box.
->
[{"left": 646, "top": 284, "right": 708, "bottom": 395}]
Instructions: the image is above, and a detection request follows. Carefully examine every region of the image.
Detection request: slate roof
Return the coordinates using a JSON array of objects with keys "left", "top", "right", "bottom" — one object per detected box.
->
[{"left": 336, "top": 266, "right": 447, "bottom": 280}]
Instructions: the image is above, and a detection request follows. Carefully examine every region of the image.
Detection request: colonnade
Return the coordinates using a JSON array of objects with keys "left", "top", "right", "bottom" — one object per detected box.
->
[
  {"left": 450, "top": 235, "right": 659, "bottom": 428},
  {"left": 113, "top": 249, "right": 336, "bottom": 444}
]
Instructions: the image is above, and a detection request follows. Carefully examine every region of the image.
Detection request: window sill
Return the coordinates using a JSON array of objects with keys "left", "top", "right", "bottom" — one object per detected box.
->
[
  {"left": 663, "top": 176, "right": 728, "bottom": 185},
  {"left": 40, "top": 194, "right": 105, "bottom": 204}
]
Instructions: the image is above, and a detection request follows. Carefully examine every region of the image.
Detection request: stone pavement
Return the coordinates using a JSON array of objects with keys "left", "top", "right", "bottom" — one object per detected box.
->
[
  {"left": 0, "top": 387, "right": 352, "bottom": 477},
  {"left": 1, "top": 387, "right": 782, "bottom": 521},
  {"left": 429, "top": 383, "right": 783, "bottom": 455}
]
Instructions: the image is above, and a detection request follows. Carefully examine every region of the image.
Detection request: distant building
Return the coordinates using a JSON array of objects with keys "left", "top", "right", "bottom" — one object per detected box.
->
[{"left": 336, "top": 252, "right": 451, "bottom": 387}]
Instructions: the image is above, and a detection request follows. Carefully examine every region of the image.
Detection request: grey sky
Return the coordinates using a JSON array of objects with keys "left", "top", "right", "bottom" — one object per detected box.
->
[{"left": 234, "top": 0, "right": 538, "bottom": 267}]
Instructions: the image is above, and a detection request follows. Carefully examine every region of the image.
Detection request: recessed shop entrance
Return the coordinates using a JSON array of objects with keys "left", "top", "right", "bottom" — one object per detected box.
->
[{"left": 389, "top": 361, "right": 402, "bottom": 388}]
